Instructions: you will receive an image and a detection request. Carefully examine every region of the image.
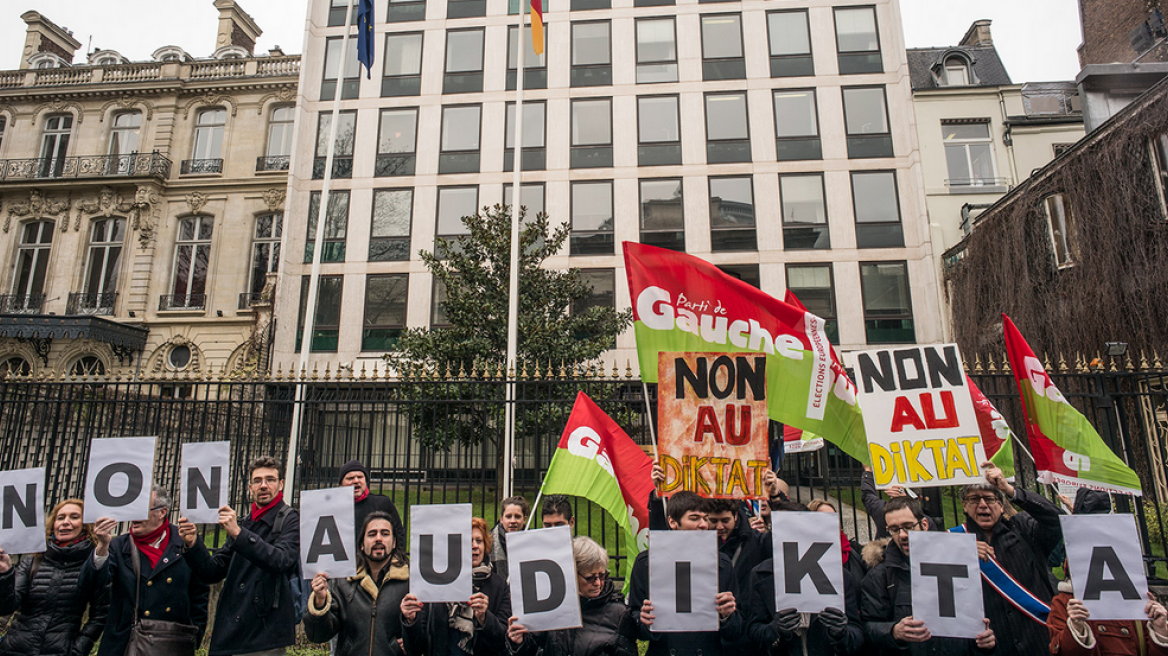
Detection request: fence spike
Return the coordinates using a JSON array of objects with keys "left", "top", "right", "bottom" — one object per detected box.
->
[
  {"left": 520, "top": 360, "right": 528, "bottom": 381},
  {"left": 373, "top": 361, "right": 382, "bottom": 381},
  {"left": 458, "top": 361, "right": 467, "bottom": 380},
  {"left": 1001, "top": 354, "right": 1011, "bottom": 375},
  {"left": 972, "top": 353, "right": 983, "bottom": 374},
  {"left": 611, "top": 360, "right": 619, "bottom": 379},
  {"left": 1140, "top": 350, "right": 1150, "bottom": 372},
  {"left": 626, "top": 360, "right": 634, "bottom": 379},
  {"left": 1058, "top": 352, "right": 1068, "bottom": 374},
  {"left": 1126, "top": 354, "right": 1136, "bottom": 372},
  {"left": 559, "top": 360, "right": 567, "bottom": 379},
  {"left": 985, "top": 354, "right": 997, "bottom": 374},
  {"left": 508, "top": 361, "right": 516, "bottom": 380},
  {"left": 1155, "top": 350, "right": 1164, "bottom": 370}
]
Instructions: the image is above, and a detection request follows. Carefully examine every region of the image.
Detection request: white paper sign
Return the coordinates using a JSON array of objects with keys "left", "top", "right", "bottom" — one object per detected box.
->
[
  {"left": 300, "top": 487, "right": 356, "bottom": 579},
  {"left": 0, "top": 468, "right": 45, "bottom": 555},
  {"left": 909, "top": 531, "right": 984, "bottom": 638},
  {"left": 850, "top": 344, "right": 987, "bottom": 489},
  {"left": 649, "top": 530, "right": 719, "bottom": 632},
  {"left": 410, "top": 504, "right": 473, "bottom": 602},
  {"left": 771, "top": 512, "right": 846, "bottom": 613},
  {"left": 83, "top": 437, "right": 157, "bottom": 522},
  {"left": 506, "top": 526, "right": 582, "bottom": 632},
  {"left": 1061, "top": 514, "right": 1149, "bottom": 620},
  {"left": 179, "top": 442, "right": 230, "bottom": 524}
]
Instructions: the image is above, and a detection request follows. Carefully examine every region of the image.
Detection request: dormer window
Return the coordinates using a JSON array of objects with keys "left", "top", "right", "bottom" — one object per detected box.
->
[
  {"left": 945, "top": 57, "right": 970, "bottom": 85},
  {"left": 28, "top": 53, "right": 67, "bottom": 69},
  {"left": 212, "top": 45, "right": 250, "bottom": 60},
  {"left": 152, "top": 46, "right": 193, "bottom": 63},
  {"left": 88, "top": 49, "right": 128, "bottom": 66}
]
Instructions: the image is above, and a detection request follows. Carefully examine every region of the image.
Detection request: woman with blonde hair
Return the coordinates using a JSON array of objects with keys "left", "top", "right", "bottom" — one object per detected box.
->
[{"left": 0, "top": 498, "right": 110, "bottom": 656}]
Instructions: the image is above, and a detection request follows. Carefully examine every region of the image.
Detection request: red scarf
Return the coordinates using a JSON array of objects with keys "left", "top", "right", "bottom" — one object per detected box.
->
[
  {"left": 251, "top": 492, "right": 284, "bottom": 522},
  {"left": 840, "top": 530, "right": 852, "bottom": 564},
  {"left": 132, "top": 523, "right": 169, "bottom": 568},
  {"left": 53, "top": 536, "right": 88, "bottom": 548},
  {"left": 354, "top": 488, "right": 369, "bottom": 503}
]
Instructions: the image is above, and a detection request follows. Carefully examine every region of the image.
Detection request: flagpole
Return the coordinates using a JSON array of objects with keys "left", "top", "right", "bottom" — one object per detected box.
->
[
  {"left": 285, "top": 3, "right": 356, "bottom": 492},
  {"left": 642, "top": 381, "right": 667, "bottom": 514}
]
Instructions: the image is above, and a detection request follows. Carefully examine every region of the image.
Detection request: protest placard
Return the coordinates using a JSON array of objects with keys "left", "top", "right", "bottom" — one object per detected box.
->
[
  {"left": 909, "top": 531, "right": 983, "bottom": 638},
  {"left": 507, "top": 526, "right": 582, "bottom": 632},
  {"left": 648, "top": 529, "right": 719, "bottom": 632},
  {"left": 771, "top": 512, "right": 845, "bottom": 613},
  {"left": 300, "top": 487, "right": 356, "bottom": 579},
  {"left": 83, "top": 437, "right": 157, "bottom": 522},
  {"left": 179, "top": 442, "right": 230, "bottom": 524},
  {"left": 1061, "top": 514, "right": 1149, "bottom": 620},
  {"left": 0, "top": 468, "right": 45, "bottom": 555},
  {"left": 410, "top": 504, "right": 473, "bottom": 602}
]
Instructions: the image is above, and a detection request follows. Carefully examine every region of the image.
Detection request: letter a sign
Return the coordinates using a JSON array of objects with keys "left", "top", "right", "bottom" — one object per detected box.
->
[
  {"left": 1061, "top": 514, "right": 1149, "bottom": 620},
  {"left": 771, "top": 511, "right": 845, "bottom": 613},
  {"left": 410, "top": 504, "right": 473, "bottom": 602},
  {"left": 180, "top": 442, "right": 230, "bottom": 524},
  {"left": 84, "top": 437, "right": 157, "bottom": 522},
  {"left": 300, "top": 487, "right": 356, "bottom": 579},
  {"left": 0, "top": 468, "right": 45, "bottom": 555},
  {"left": 507, "top": 526, "right": 581, "bottom": 632}
]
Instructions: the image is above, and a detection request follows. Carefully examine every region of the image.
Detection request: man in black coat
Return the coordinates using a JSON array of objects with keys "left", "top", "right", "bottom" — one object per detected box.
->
[
  {"left": 629, "top": 491, "right": 745, "bottom": 656},
  {"left": 179, "top": 456, "right": 301, "bottom": 656},
  {"left": 707, "top": 498, "right": 769, "bottom": 595},
  {"left": 84, "top": 484, "right": 211, "bottom": 656},
  {"left": 340, "top": 460, "right": 404, "bottom": 545},
  {"left": 746, "top": 557, "right": 865, "bottom": 656}
]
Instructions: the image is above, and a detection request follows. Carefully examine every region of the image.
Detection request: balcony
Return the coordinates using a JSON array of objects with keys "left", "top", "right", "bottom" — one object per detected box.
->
[
  {"left": 0, "top": 294, "right": 44, "bottom": 314},
  {"left": 0, "top": 153, "right": 171, "bottom": 182},
  {"left": 256, "top": 156, "right": 290, "bottom": 172},
  {"left": 67, "top": 292, "right": 117, "bottom": 316},
  {"left": 180, "top": 159, "right": 223, "bottom": 175},
  {"left": 237, "top": 292, "right": 271, "bottom": 310},
  {"left": 159, "top": 294, "right": 206, "bottom": 311},
  {"left": 0, "top": 56, "right": 300, "bottom": 91}
]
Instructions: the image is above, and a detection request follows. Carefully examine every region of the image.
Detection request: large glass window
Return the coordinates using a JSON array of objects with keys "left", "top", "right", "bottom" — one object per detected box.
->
[
  {"left": 440, "top": 105, "right": 482, "bottom": 174},
  {"left": 377, "top": 107, "right": 418, "bottom": 176},
  {"left": 445, "top": 29, "right": 484, "bottom": 94},
  {"left": 191, "top": 108, "right": 226, "bottom": 164},
  {"left": 640, "top": 179, "right": 684, "bottom": 251},
  {"left": 108, "top": 111, "right": 141, "bottom": 158},
  {"left": 571, "top": 98, "right": 613, "bottom": 168},
  {"left": 169, "top": 216, "right": 212, "bottom": 309},
  {"left": 370, "top": 189, "right": 413, "bottom": 262},
  {"left": 636, "top": 18, "right": 677, "bottom": 83},
  {"left": 773, "top": 89, "right": 821, "bottom": 160},
  {"left": 508, "top": 25, "right": 547, "bottom": 90},
  {"left": 942, "top": 121, "right": 1000, "bottom": 189},
  {"left": 314, "top": 111, "right": 356, "bottom": 179},
  {"left": 842, "top": 86, "right": 893, "bottom": 158},
  {"left": 448, "top": 0, "right": 485, "bottom": 19},
  {"left": 39, "top": 114, "right": 72, "bottom": 178},
  {"left": 322, "top": 36, "right": 360, "bottom": 100},
  {"left": 573, "top": 269, "right": 616, "bottom": 316},
  {"left": 363, "top": 274, "right": 409, "bottom": 351},
  {"left": 768, "top": 11, "right": 813, "bottom": 77},
  {"left": 503, "top": 184, "right": 546, "bottom": 219},
  {"left": 780, "top": 174, "right": 829, "bottom": 250},
  {"left": 305, "top": 191, "right": 349, "bottom": 263},
  {"left": 1044, "top": 194, "right": 1075, "bottom": 267},
  {"left": 570, "top": 181, "right": 614, "bottom": 255},
  {"left": 572, "top": 22, "right": 612, "bottom": 87},
  {"left": 505, "top": 101, "right": 547, "bottom": 171},
  {"left": 786, "top": 264, "right": 838, "bottom": 344},
  {"left": 861, "top": 262, "right": 914, "bottom": 343},
  {"left": 638, "top": 95, "right": 681, "bottom": 166},
  {"left": 387, "top": 0, "right": 426, "bottom": 23},
  {"left": 383, "top": 32, "right": 423, "bottom": 96},
  {"left": 705, "top": 93, "right": 751, "bottom": 163},
  {"left": 834, "top": 6, "right": 882, "bottom": 74},
  {"left": 297, "top": 275, "right": 343, "bottom": 352},
  {"left": 852, "top": 171, "right": 904, "bottom": 248},
  {"left": 709, "top": 177, "right": 756, "bottom": 251},
  {"left": 11, "top": 221, "right": 54, "bottom": 309},
  {"left": 329, "top": 0, "right": 357, "bottom": 26},
  {"left": 701, "top": 15, "right": 745, "bottom": 80},
  {"left": 261, "top": 106, "right": 295, "bottom": 170},
  {"left": 249, "top": 213, "right": 282, "bottom": 296},
  {"left": 436, "top": 186, "right": 478, "bottom": 256},
  {"left": 84, "top": 218, "right": 125, "bottom": 308}
]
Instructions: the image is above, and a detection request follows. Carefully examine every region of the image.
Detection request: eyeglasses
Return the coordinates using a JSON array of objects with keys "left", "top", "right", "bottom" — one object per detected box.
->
[
  {"left": 886, "top": 521, "right": 922, "bottom": 535},
  {"left": 963, "top": 495, "right": 1002, "bottom": 506},
  {"left": 251, "top": 477, "right": 279, "bottom": 486},
  {"left": 579, "top": 572, "right": 608, "bottom": 583}
]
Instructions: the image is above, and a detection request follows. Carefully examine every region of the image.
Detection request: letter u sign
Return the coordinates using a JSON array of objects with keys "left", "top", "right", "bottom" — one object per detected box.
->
[{"left": 410, "top": 504, "right": 473, "bottom": 602}]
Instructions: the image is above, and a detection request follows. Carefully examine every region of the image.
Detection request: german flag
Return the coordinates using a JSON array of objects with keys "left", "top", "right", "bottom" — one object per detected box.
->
[{"left": 530, "top": 0, "right": 544, "bottom": 55}]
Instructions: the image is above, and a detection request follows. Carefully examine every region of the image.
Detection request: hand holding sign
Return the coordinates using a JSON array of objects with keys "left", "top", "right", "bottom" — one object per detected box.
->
[
  {"left": 909, "top": 531, "right": 984, "bottom": 639},
  {"left": 648, "top": 530, "right": 720, "bottom": 632},
  {"left": 506, "top": 527, "right": 581, "bottom": 632},
  {"left": 770, "top": 512, "right": 845, "bottom": 613},
  {"left": 1061, "top": 514, "right": 1149, "bottom": 620},
  {"left": 410, "top": 504, "right": 472, "bottom": 603}
]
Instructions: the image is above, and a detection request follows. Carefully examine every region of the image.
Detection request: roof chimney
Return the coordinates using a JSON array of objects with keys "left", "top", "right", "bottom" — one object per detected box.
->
[
  {"left": 19, "top": 11, "right": 82, "bottom": 69},
  {"left": 213, "top": 0, "right": 262, "bottom": 56},
  {"left": 959, "top": 19, "right": 994, "bottom": 47}
]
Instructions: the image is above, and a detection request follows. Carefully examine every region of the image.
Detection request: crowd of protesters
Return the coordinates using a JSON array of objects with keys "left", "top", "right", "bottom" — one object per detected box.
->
[{"left": 0, "top": 457, "right": 1165, "bottom": 656}]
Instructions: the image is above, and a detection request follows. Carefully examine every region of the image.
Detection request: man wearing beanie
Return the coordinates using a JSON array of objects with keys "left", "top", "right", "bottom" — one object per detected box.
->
[{"left": 340, "top": 460, "right": 404, "bottom": 545}]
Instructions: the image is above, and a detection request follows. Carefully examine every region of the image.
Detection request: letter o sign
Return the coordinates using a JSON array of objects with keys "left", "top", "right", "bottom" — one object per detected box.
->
[{"left": 94, "top": 463, "right": 144, "bottom": 507}]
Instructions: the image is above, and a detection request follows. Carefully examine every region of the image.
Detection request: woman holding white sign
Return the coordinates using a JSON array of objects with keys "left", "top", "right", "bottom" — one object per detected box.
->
[
  {"left": 0, "top": 498, "right": 110, "bottom": 656},
  {"left": 1047, "top": 564, "right": 1168, "bottom": 655},
  {"left": 506, "top": 536, "right": 637, "bottom": 656}
]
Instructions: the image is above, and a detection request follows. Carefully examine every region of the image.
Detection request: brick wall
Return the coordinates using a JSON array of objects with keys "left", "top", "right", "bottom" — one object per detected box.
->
[{"left": 1079, "top": 0, "right": 1168, "bottom": 65}]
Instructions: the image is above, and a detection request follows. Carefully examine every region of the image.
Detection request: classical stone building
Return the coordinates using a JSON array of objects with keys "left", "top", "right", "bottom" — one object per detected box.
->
[{"left": 0, "top": 2, "right": 299, "bottom": 379}]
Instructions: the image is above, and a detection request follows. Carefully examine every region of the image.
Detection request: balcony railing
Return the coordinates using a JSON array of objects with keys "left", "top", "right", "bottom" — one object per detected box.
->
[
  {"left": 945, "top": 177, "right": 1012, "bottom": 191},
  {"left": 0, "top": 153, "right": 171, "bottom": 181},
  {"left": 159, "top": 294, "right": 207, "bottom": 311},
  {"left": 256, "top": 155, "right": 290, "bottom": 172},
  {"left": 67, "top": 292, "right": 117, "bottom": 315},
  {"left": 180, "top": 159, "right": 223, "bottom": 175},
  {"left": 0, "top": 294, "right": 45, "bottom": 314},
  {"left": 0, "top": 56, "right": 300, "bottom": 90},
  {"left": 238, "top": 292, "right": 272, "bottom": 310}
]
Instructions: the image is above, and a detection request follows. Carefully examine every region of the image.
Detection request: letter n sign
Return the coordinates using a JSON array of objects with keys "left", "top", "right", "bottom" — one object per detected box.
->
[
  {"left": 83, "top": 437, "right": 157, "bottom": 523},
  {"left": 507, "top": 526, "right": 582, "bottom": 632},
  {"left": 410, "top": 504, "right": 473, "bottom": 602},
  {"left": 180, "top": 442, "right": 230, "bottom": 524},
  {"left": 1062, "top": 515, "right": 1149, "bottom": 620},
  {"left": 0, "top": 467, "right": 45, "bottom": 555}
]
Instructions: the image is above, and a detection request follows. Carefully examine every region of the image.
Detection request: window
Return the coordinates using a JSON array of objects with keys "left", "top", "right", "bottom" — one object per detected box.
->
[
  {"left": 322, "top": 36, "right": 360, "bottom": 100},
  {"left": 39, "top": 114, "right": 72, "bottom": 178},
  {"left": 503, "top": 184, "right": 546, "bottom": 219},
  {"left": 705, "top": 93, "right": 751, "bottom": 164},
  {"left": 780, "top": 174, "right": 829, "bottom": 250},
  {"left": 709, "top": 177, "right": 756, "bottom": 251},
  {"left": 860, "top": 262, "right": 914, "bottom": 343},
  {"left": 383, "top": 32, "right": 423, "bottom": 96},
  {"left": 786, "top": 265, "right": 838, "bottom": 344},
  {"left": 108, "top": 111, "right": 141, "bottom": 159},
  {"left": 0, "top": 356, "right": 31, "bottom": 377},
  {"left": 314, "top": 111, "right": 356, "bottom": 179},
  {"left": 329, "top": 0, "right": 357, "bottom": 26},
  {"left": 834, "top": 6, "right": 882, "bottom": 74},
  {"left": 842, "top": 86, "right": 893, "bottom": 158},
  {"left": 436, "top": 186, "right": 478, "bottom": 256},
  {"left": 0, "top": 116, "right": 6, "bottom": 152},
  {"left": 773, "top": 89, "right": 821, "bottom": 160},
  {"left": 440, "top": 105, "right": 482, "bottom": 174},
  {"left": 448, "top": 0, "right": 485, "bottom": 19},
  {"left": 1053, "top": 143, "right": 1074, "bottom": 157},
  {"left": 508, "top": 25, "right": 547, "bottom": 90},
  {"left": 189, "top": 108, "right": 226, "bottom": 173},
  {"left": 943, "top": 57, "right": 971, "bottom": 86},
  {"left": 638, "top": 96, "right": 681, "bottom": 166},
  {"left": 942, "top": 121, "right": 1000, "bottom": 189},
  {"left": 571, "top": 98, "right": 613, "bottom": 168},
  {"left": 701, "top": 15, "right": 745, "bottom": 80},
  {"left": 168, "top": 216, "right": 212, "bottom": 310},
  {"left": 852, "top": 171, "right": 903, "bottom": 248},
  {"left": 640, "top": 179, "right": 684, "bottom": 251},
  {"left": 249, "top": 213, "right": 282, "bottom": 296},
  {"left": 573, "top": 269, "right": 616, "bottom": 315},
  {"left": 505, "top": 101, "right": 547, "bottom": 171},
  {"left": 768, "top": 11, "right": 813, "bottom": 77},
  {"left": 636, "top": 18, "right": 677, "bottom": 83},
  {"left": 445, "top": 29, "right": 484, "bottom": 94},
  {"left": 11, "top": 221, "right": 54, "bottom": 311},
  {"left": 387, "top": 0, "right": 426, "bottom": 23},
  {"left": 370, "top": 189, "right": 412, "bottom": 261},
  {"left": 431, "top": 278, "right": 450, "bottom": 328},
  {"left": 572, "top": 22, "right": 612, "bottom": 87},
  {"left": 297, "top": 275, "right": 343, "bottom": 352},
  {"left": 377, "top": 108, "right": 418, "bottom": 176},
  {"left": 168, "top": 345, "right": 192, "bottom": 370},
  {"left": 567, "top": 0, "right": 609, "bottom": 13},
  {"left": 81, "top": 217, "right": 125, "bottom": 312},
  {"left": 69, "top": 356, "right": 106, "bottom": 377},
  {"left": 261, "top": 106, "right": 294, "bottom": 170},
  {"left": 1043, "top": 194, "right": 1075, "bottom": 267},
  {"left": 363, "top": 274, "right": 409, "bottom": 350},
  {"left": 305, "top": 191, "right": 349, "bottom": 263},
  {"left": 571, "top": 181, "right": 614, "bottom": 255},
  {"left": 717, "top": 265, "right": 760, "bottom": 289}
]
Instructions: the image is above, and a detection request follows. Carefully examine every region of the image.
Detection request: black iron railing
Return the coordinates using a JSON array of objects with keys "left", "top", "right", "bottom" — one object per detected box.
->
[
  {"left": 158, "top": 293, "right": 206, "bottom": 311},
  {"left": 66, "top": 292, "right": 117, "bottom": 315},
  {"left": 0, "top": 153, "right": 170, "bottom": 181},
  {"left": 255, "top": 155, "right": 290, "bottom": 172},
  {"left": 180, "top": 158, "right": 223, "bottom": 175},
  {"left": 0, "top": 294, "right": 44, "bottom": 313}
]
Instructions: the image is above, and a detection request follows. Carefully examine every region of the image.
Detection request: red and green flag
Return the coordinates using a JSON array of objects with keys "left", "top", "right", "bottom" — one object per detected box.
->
[
  {"left": 1003, "top": 315, "right": 1142, "bottom": 495},
  {"left": 966, "top": 375, "right": 1016, "bottom": 479},
  {"left": 624, "top": 242, "right": 868, "bottom": 464},
  {"left": 781, "top": 290, "right": 826, "bottom": 454},
  {"left": 530, "top": 0, "right": 544, "bottom": 55}
]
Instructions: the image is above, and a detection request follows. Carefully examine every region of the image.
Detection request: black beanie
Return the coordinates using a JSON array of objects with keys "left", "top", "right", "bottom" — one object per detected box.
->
[{"left": 339, "top": 460, "right": 370, "bottom": 484}]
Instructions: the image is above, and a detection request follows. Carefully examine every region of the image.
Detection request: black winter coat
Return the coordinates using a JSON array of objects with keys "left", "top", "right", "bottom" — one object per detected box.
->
[
  {"left": 80, "top": 527, "right": 211, "bottom": 656},
  {"left": 185, "top": 502, "right": 301, "bottom": 656},
  {"left": 355, "top": 493, "right": 404, "bottom": 546},
  {"left": 859, "top": 539, "right": 992, "bottom": 656},
  {"left": 720, "top": 507, "right": 771, "bottom": 596},
  {"left": 956, "top": 488, "right": 1061, "bottom": 656},
  {"left": 402, "top": 567, "right": 511, "bottom": 656},
  {"left": 628, "top": 549, "right": 746, "bottom": 656},
  {"left": 510, "top": 580, "right": 637, "bottom": 656},
  {"left": 0, "top": 539, "right": 109, "bottom": 656},
  {"left": 745, "top": 559, "right": 864, "bottom": 656},
  {"left": 303, "top": 563, "right": 410, "bottom": 656}
]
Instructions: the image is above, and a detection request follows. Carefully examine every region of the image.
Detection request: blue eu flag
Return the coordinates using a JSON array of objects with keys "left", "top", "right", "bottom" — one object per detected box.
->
[{"left": 357, "top": 0, "right": 375, "bottom": 78}]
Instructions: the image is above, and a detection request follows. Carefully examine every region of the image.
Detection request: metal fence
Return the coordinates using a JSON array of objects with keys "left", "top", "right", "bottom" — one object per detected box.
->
[{"left": 0, "top": 356, "right": 1165, "bottom": 582}]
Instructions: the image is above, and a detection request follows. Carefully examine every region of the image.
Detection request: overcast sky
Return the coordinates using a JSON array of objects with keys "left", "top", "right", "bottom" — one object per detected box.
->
[{"left": 0, "top": 0, "right": 1081, "bottom": 82}]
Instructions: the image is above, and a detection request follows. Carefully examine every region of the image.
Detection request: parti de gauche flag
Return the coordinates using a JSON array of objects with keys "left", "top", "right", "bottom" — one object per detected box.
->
[
  {"left": 780, "top": 291, "right": 825, "bottom": 454},
  {"left": 624, "top": 242, "right": 869, "bottom": 464},
  {"left": 1002, "top": 314, "right": 1141, "bottom": 495},
  {"left": 357, "top": 0, "right": 375, "bottom": 78},
  {"left": 966, "top": 375, "right": 1016, "bottom": 479}
]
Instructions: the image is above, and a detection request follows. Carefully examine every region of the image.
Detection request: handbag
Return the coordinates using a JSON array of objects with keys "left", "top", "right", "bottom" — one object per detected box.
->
[{"left": 124, "top": 540, "right": 199, "bottom": 656}]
